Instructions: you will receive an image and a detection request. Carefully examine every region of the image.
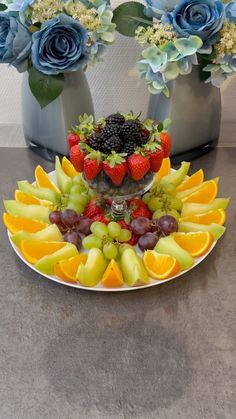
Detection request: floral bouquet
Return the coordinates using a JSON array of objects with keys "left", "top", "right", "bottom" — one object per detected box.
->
[
  {"left": 113, "top": 0, "right": 236, "bottom": 95},
  {"left": 0, "top": 0, "right": 115, "bottom": 106}
]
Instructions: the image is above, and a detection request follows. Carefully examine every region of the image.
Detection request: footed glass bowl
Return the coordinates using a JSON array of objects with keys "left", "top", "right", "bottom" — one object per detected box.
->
[{"left": 84, "top": 170, "right": 156, "bottom": 219}]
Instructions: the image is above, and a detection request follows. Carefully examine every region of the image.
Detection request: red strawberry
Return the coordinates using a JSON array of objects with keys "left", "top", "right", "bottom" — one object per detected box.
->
[
  {"left": 69, "top": 144, "right": 85, "bottom": 172},
  {"left": 127, "top": 153, "right": 150, "bottom": 181},
  {"left": 144, "top": 142, "right": 164, "bottom": 172},
  {"left": 68, "top": 133, "right": 80, "bottom": 150},
  {"left": 127, "top": 198, "right": 147, "bottom": 210},
  {"left": 103, "top": 153, "right": 127, "bottom": 186},
  {"left": 91, "top": 214, "right": 109, "bottom": 225},
  {"left": 83, "top": 199, "right": 103, "bottom": 219},
  {"left": 117, "top": 220, "right": 130, "bottom": 229},
  {"left": 83, "top": 151, "right": 102, "bottom": 181},
  {"left": 127, "top": 233, "right": 139, "bottom": 246},
  {"left": 160, "top": 132, "right": 171, "bottom": 157},
  {"left": 131, "top": 206, "right": 152, "bottom": 219}
]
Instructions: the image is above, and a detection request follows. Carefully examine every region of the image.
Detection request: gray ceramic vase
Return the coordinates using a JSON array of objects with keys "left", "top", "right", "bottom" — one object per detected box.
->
[
  {"left": 22, "top": 70, "right": 94, "bottom": 158},
  {"left": 147, "top": 66, "right": 221, "bottom": 157}
]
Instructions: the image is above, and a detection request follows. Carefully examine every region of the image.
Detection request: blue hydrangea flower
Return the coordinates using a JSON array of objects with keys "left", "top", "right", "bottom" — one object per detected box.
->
[
  {"left": 163, "top": 0, "right": 225, "bottom": 50},
  {"left": 144, "top": 0, "right": 179, "bottom": 18},
  {"left": 1, "top": 0, "right": 34, "bottom": 12},
  {"left": 226, "top": 1, "right": 236, "bottom": 22},
  {"left": 0, "top": 12, "right": 32, "bottom": 71},
  {"left": 31, "top": 14, "right": 89, "bottom": 75}
]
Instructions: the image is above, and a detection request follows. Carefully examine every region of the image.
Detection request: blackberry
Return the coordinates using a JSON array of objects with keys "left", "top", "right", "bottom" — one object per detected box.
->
[
  {"left": 121, "top": 141, "right": 137, "bottom": 157},
  {"left": 87, "top": 132, "right": 101, "bottom": 150},
  {"left": 136, "top": 131, "right": 149, "bottom": 146},
  {"left": 101, "top": 124, "right": 120, "bottom": 139},
  {"left": 106, "top": 113, "right": 125, "bottom": 125},
  {"left": 101, "top": 135, "right": 123, "bottom": 154},
  {"left": 120, "top": 120, "right": 140, "bottom": 143}
]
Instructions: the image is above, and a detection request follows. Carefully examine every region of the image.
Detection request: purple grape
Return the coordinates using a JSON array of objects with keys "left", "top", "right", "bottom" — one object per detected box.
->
[
  {"left": 49, "top": 210, "right": 62, "bottom": 225},
  {"left": 157, "top": 216, "right": 178, "bottom": 235},
  {"left": 75, "top": 216, "right": 92, "bottom": 236},
  {"left": 131, "top": 217, "right": 152, "bottom": 236},
  {"left": 64, "top": 231, "right": 82, "bottom": 250},
  {"left": 61, "top": 209, "right": 79, "bottom": 227},
  {"left": 138, "top": 232, "right": 160, "bottom": 251}
]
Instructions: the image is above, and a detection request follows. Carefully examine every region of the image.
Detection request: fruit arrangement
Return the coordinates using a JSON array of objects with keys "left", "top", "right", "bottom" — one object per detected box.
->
[
  {"left": 68, "top": 113, "right": 171, "bottom": 197},
  {"left": 2, "top": 150, "right": 229, "bottom": 289}
]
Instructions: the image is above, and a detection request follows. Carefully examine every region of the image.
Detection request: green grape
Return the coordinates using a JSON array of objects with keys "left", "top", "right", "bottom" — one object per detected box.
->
[
  {"left": 150, "top": 183, "right": 162, "bottom": 194},
  {"left": 69, "top": 193, "right": 89, "bottom": 207},
  {"left": 82, "top": 234, "right": 102, "bottom": 249},
  {"left": 142, "top": 193, "right": 152, "bottom": 204},
  {"left": 119, "top": 243, "right": 133, "bottom": 256},
  {"left": 103, "top": 242, "right": 118, "bottom": 260},
  {"left": 117, "top": 229, "right": 132, "bottom": 243},
  {"left": 166, "top": 209, "right": 180, "bottom": 220},
  {"left": 90, "top": 222, "right": 100, "bottom": 234},
  {"left": 73, "top": 174, "right": 83, "bottom": 184},
  {"left": 108, "top": 221, "right": 121, "bottom": 239},
  {"left": 169, "top": 196, "right": 183, "bottom": 211},
  {"left": 93, "top": 222, "right": 109, "bottom": 239},
  {"left": 161, "top": 182, "right": 176, "bottom": 194},
  {"left": 152, "top": 209, "right": 168, "bottom": 220},
  {"left": 148, "top": 197, "right": 163, "bottom": 212},
  {"left": 66, "top": 202, "right": 84, "bottom": 214}
]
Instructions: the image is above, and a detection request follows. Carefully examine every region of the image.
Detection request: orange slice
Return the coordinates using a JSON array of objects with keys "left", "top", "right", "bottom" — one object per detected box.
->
[
  {"left": 102, "top": 259, "right": 124, "bottom": 288},
  {"left": 172, "top": 232, "right": 214, "bottom": 257},
  {"left": 156, "top": 157, "right": 171, "bottom": 182},
  {"left": 3, "top": 213, "right": 48, "bottom": 234},
  {"left": 20, "top": 240, "right": 67, "bottom": 264},
  {"left": 143, "top": 251, "right": 180, "bottom": 280},
  {"left": 62, "top": 156, "right": 79, "bottom": 178},
  {"left": 180, "top": 209, "right": 226, "bottom": 226},
  {"left": 55, "top": 254, "right": 88, "bottom": 282},
  {"left": 54, "top": 263, "right": 72, "bottom": 282},
  {"left": 176, "top": 169, "right": 204, "bottom": 192},
  {"left": 180, "top": 179, "right": 218, "bottom": 204},
  {"left": 15, "top": 190, "right": 54, "bottom": 208},
  {"left": 35, "top": 165, "right": 60, "bottom": 193}
]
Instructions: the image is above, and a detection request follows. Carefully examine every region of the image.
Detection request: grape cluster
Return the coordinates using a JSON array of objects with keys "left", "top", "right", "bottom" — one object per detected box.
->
[
  {"left": 87, "top": 113, "right": 150, "bottom": 158},
  {"left": 82, "top": 221, "right": 132, "bottom": 260},
  {"left": 130, "top": 215, "right": 178, "bottom": 251},
  {"left": 62, "top": 174, "right": 93, "bottom": 215},
  {"left": 49, "top": 209, "right": 92, "bottom": 250},
  {"left": 143, "top": 182, "right": 182, "bottom": 220}
]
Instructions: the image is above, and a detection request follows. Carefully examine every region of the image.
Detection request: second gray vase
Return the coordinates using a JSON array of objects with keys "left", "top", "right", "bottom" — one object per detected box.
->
[
  {"left": 147, "top": 66, "right": 221, "bottom": 156},
  {"left": 22, "top": 70, "right": 94, "bottom": 157}
]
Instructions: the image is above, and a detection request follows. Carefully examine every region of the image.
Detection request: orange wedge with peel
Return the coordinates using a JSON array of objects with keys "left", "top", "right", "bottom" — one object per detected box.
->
[
  {"left": 55, "top": 254, "right": 88, "bottom": 282},
  {"left": 102, "top": 259, "right": 124, "bottom": 288},
  {"left": 180, "top": 209, "right": 226, "bottom": 226},
  {"left": 20, "top": 240, "right": 67, "bottom": 264},
  {"left": 35, "top": 165, "right": 60, "bottom": 193},
  {"left": 62, "top": 156, "right": 79, "bottom": 178},
  {"left": 156, "top": 157, "right": 171, "bottom": 182},
  {"left": 180, "top": 179, "right": 218, "bottom": 204},
  {"left": 143, "top": 251, "right": 180, "bottom": 280},
  {"left": 15, "top": 190, "right": 54, "bottom": 208},
  {"left": 3, "top": 213, "right": 48, "bottom": 234},
  {"left": 176, "top": 169, "right": 204, "bottom": 192},
  {"left": 172, "top": 231, "right": 214, "bottom": 258}
]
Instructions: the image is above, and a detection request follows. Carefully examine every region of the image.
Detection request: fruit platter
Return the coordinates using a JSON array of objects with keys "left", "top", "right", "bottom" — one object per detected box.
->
[{"left": 3, "top": 112, "right": 229, "bottom": 291}]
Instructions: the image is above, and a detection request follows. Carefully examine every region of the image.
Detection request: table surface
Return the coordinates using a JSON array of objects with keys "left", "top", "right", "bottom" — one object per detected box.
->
[{"left": 0, "top": 147, "right": 235, "bottom": 419}]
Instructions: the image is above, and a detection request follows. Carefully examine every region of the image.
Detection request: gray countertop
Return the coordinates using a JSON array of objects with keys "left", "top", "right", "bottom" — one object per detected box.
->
[{"left": 0, "top": 147, "right": 235, "bottom": 419}]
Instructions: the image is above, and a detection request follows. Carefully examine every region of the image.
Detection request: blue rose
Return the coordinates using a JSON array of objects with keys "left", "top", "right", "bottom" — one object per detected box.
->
[
  {"left": 145, "top": 0, "right": 179, "bottom": 18},
  {"left": 164, "top": 0, "right": 225, "bottom": 48},
  {"left": 0, "top": 12, "right": 32, "bottom": 72},
  {"left": 226, "top": 1, "right": 236, "bottom": 22},
  {"left": 31, "top": 14, "right": 89, "bottom": 75}
]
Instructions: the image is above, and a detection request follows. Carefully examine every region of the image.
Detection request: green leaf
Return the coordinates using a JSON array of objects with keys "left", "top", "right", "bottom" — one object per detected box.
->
[
  {"left": 112, "top": 1, "right": 152, "bottom": 37},
  {"left": 0, "top": 3, "right": 7, "bottom": 11},
  {"left": 28, "top": 67, "right": 64, "bottom": 108}
]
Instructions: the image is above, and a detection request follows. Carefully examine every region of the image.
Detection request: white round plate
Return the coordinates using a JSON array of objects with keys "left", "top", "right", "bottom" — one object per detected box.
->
[{"left": 7, "top": 170, "right": 217, "bottom": 292}]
